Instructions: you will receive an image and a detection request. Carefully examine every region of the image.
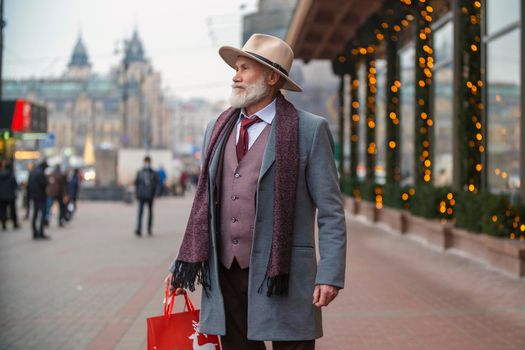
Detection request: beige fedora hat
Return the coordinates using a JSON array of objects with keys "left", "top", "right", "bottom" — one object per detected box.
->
[{"left": 219, "top": 33, "right": 302, "bottom": 92}]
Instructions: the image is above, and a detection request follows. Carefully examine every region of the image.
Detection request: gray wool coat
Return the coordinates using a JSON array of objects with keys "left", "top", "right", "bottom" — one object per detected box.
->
[{"left": 172, "top": 107, "right": 347, "bottom": 341}]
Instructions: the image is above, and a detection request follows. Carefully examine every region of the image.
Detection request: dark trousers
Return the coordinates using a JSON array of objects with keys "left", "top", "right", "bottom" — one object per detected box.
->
[
  {"left": 0, "top": 199, "right": 18, "bottom": 229},
  {"left": 31, "top": 199, "right": 47, "bottom": 237},
  {"left": 136, "top": 199, "right": 153, "bottom": 233},
  {"left": 218, "top": 259, "right": 315, "bottom": 350},
  {"left": 48, "top": 196, "right": 66, "bottom": 225}
]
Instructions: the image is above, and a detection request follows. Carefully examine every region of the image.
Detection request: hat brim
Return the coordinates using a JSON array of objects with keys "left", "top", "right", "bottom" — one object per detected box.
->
[{"left": 219, "top": 46, "right": 303, "bottom": 92}]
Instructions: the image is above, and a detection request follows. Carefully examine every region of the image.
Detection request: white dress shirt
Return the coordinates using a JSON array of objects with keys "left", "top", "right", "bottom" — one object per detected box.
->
[{"left": 236, "top": 98, "right": 276, "bottom": 150}]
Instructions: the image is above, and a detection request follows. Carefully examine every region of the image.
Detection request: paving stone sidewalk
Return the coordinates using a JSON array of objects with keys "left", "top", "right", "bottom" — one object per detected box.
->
[{"left": 0, "top": 196, "right": 524, "bottom": 349}]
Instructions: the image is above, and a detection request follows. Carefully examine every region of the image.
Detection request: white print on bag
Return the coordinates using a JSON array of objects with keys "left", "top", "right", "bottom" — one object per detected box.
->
[{"left": 189, "top": 320, "right": 219, "bottom": 350}]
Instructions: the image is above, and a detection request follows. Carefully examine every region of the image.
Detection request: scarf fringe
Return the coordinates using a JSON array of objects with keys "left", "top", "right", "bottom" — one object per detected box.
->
[
  {"left": 258, "top": 274, "right": 289, "bottom": 297},
  {"left": 171, "top": 260, "right": 211, "bottom": 296}
]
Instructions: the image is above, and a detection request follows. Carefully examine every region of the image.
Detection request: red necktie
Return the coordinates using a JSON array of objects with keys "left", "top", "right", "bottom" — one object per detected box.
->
[{"left": 236, "top": 116, "right": 263, "bottom": 162}]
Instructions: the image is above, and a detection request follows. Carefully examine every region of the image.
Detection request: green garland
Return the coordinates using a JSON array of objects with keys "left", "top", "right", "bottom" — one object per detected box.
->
[
  {"left": 457, "top": 0, "right": 483, "bottom": 192},
  {"left": 365, "top": 54, "right": 377, "bottom": 181},
  {"left": 349, "top": 58, "right": 360, "bottom": 186},
  {"left": 385, "top": 18, "right": 401, "bottom": 184},
  {"left": 337, "top": 77, "right": 345, "bottom": 183},
  {"left": 414, "top": 1, "right": 434, "bottom": 185}
]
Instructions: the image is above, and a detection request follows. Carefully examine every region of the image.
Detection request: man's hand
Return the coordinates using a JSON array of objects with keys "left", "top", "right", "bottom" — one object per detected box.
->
[
  {"left": 312, "top": 284, "right": 339, "bottom": 307},
  {"left": 163, "top": 273, "right": 185, "bottom": 295}
]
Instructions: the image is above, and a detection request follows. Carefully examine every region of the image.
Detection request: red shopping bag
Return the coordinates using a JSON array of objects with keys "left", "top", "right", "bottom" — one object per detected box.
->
[{"left": 147, "top": 289, "right": 221, "bottom": 350}]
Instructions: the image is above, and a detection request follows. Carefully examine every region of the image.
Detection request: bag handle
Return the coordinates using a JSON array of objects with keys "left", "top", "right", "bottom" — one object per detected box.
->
[{"left": 164, "top": 289, "right": 196, "bottom": 317}]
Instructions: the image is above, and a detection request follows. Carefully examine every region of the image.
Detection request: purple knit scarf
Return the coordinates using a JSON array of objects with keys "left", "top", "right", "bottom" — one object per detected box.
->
[{"left": 171, "top": 93, "right": 299, "bottom": 296}]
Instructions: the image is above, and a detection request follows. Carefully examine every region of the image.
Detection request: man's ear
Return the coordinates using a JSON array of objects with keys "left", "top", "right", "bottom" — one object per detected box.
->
[{"left": 267, "top": 70, "right": 281, "bottom": 87}]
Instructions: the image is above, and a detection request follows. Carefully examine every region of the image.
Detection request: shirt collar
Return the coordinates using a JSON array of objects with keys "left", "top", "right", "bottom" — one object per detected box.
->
[{"left": 240, "top": 98, "right": 276, "bottom": 125}]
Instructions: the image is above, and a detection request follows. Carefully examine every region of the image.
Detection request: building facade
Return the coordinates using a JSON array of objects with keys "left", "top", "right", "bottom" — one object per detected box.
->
[
  {"left": 3, "top": 30, "right": 171, "bottom": 157},
  {"left": 288, "top": 0, "right": 523, "bottom": 200}
]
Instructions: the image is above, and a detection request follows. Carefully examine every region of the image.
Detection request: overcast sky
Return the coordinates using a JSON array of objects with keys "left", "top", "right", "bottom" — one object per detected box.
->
[{"left": 3, "top": 0, "right": 258, "bottom": 101}]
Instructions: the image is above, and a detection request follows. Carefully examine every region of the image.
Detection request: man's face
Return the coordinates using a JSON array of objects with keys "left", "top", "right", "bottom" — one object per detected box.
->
[{"left": 229, "top": 56, "right": 270, "bottom": 108}]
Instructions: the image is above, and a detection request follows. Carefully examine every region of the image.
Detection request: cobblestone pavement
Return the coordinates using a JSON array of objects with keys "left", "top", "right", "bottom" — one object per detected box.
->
[{"left": 0, "top": 196, "right": 524, "bottom": 349}]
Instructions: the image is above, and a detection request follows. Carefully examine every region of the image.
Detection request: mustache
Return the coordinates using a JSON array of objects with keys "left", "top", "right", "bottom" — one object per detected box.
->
[{"left": 231, "top": 83, "right": 248, "bottom": 89}]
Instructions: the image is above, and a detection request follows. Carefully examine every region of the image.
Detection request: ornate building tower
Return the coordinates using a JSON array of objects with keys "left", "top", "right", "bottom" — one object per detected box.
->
[
  {"left": 120, "top": 29, "right": 168, "bottom": 149},
  {"left": 66, "top": 35, "right": 92, "bottom": 79}
]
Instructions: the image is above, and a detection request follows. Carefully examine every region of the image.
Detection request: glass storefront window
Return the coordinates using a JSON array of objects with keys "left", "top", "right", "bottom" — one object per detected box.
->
[
  {"left": 486, "top": 0, "right": 520, "bottom": 36},
  {"left": 434, "top": 21, "right": 453, "bottom": 66},
  {"left": 375, "top": 59, "right": 386, "bottom": 184},
  {"left": 487, "top": 28, "right": 521, "bottom": 194},
  {"left": 400, "top": 46, "right": 415, "bottom": 185},
  {"left": 357, "top": 62, "right": 367, "bottom": 179},
  {"left": 433, "top": 21, "right": 454, "bottom": 187},
  {"left": 433, "top": 64, "right": 454, "bottom": 186}
]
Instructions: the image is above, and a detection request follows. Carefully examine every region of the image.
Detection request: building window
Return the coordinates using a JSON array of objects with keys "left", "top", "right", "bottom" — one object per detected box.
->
[
  {"left": 485, "top": 0, "right": 521, "bottom": 195},
  {"left": 400, "top": 45, "right": 415, "bottom": 185},
  {"left": 375, "top": 59, "right": 387, "bottom": 184},
  {"left": 486, "top": 0, "right": 520, "bottom": 35},
  {"left": 432, "top": 20, "right": 454, "bottom": 187}
]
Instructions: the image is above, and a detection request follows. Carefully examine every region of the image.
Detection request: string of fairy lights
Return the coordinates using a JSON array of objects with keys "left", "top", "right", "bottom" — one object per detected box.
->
[
  {"left": 366, "top": 52, "right": 377, "bottom": 181},
  {"left": 414, "top": 0, "right": 434, "bottom": 185},
  {"left": 336, "top": 0, "right": 523, "bottom": 240},
  {"left": 459, "top": 0, "right": 484, "bottom": 193}
]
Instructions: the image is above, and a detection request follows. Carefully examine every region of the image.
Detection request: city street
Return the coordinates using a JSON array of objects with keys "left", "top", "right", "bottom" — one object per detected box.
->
[{"left": 1, "top": 196, "right": 525, "bottom": 350}]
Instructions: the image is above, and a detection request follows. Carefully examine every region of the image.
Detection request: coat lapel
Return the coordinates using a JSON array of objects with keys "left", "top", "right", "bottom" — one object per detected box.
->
[
  {"left": 209, "top": 114, "right": 238, "bottom": 188},
  {"left": 258, "top": 122, "right": 275, "bottom": 181}
]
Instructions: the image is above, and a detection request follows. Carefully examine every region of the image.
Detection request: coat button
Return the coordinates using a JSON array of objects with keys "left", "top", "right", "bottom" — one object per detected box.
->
[
  {"left": 231, "top": 217, "right": 238, "bottom": 223},
  {"left": 234, "top": 173, "right": 241, "bottom": 178},
  {"left": 232, "top": 239, "right": 239, "bottom": 245}
]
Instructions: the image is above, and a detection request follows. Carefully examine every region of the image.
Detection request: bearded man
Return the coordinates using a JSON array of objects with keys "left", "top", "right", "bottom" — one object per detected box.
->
[{"left": 165, "top": 33, "right": 347, "bottom": 350}]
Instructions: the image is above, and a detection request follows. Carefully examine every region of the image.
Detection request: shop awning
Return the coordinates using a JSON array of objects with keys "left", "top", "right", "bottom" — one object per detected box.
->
[{"left": 286, "top": 0, "right": 383, "bottom": 60}]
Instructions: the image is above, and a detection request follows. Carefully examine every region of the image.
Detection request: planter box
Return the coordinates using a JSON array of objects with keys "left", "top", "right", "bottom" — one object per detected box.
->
[
  {"left": 451, "top": 227, "right": 525, "bottom": 277},
  {"left": 360, "top": 200, "right": 378, "bottom": 222},
  {"left": 377, "top": 206, "right": 404, "bottom": 232},
  {"left": 404, "top": 213, "right": 452, "bottom": 250},
  {"left": 342, "top": 196, "right": 525, "bottom": 278},
  {"left": 449, "top": 227, "right": 488, "bottom": 260}
]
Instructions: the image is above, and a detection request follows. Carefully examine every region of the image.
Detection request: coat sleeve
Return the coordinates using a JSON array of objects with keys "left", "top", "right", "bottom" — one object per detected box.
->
[{"left": 305, "top": 119, "right": 347, "bottom": 289}]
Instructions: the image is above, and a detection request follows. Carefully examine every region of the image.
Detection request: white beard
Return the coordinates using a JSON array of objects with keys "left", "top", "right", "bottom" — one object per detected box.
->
[{"left": 229, "top": 75, "right": 270, "bottom": 108}]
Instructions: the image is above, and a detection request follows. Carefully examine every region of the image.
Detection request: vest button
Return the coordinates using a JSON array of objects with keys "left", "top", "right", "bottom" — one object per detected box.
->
[
  {"left": 232, "top": 239, "right": 239, "bottom": 245},
  {"left": 234, "top": 173, "right": 241, "bottom": 178},
  {"left": 231, "top": 194, "right": 238, "bottom": 201},
  {"left": 231, "top": 217, "right": 238, "bottom": 223}
]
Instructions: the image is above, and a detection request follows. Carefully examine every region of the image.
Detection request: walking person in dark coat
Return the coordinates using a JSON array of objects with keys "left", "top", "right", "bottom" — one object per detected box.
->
[
  {"left": 23, "top": 162, "right": 34, "bottom": 220},
  {"left": 28, "top": 160, "right": 49, "bottom": 239},
  {"left": 47, "top": 165, "right": 68, "bottom": 227},
  {"left": 0, "top": 160, "right": 19, "bottom": 230},
  {"left": 134, "top": 156, "right": 159, "bottom": 236},
  {"left": 66, "top": 168, "right": 80, "bottom": 220}
]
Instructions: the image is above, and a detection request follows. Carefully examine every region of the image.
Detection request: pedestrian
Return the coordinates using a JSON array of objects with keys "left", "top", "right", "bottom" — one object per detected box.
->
[
  {"left": 28, "top": 160, "right": 49, "bottom": 239},
  {"left": 179, "top": 170, "right": 188, "bottom": 195},
  {"left": 0, "top": 160, "right": 19, "bottom": 230},
  {"left": 164, "top": 34, "right": 347, "bottom": 350},
  {"left": 66, "top": 167, "right": 80, "bottom": 220},
  {"left": 23, "top": 162, "right": 34, "bottom": 220},
  {"left": 46, "top": 165, "right": 68, "bottom": 227},
  {"left": 134, "top": 156, "right": 159, "bottom": 236},
  {"left": 156, "top": 165, "right": 167, "bottom": 197}
]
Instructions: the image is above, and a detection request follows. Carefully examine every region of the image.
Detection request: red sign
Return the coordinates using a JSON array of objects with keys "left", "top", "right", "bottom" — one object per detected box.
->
[{"left": 11, "top": 99, "right": 32, "bottom": 132}]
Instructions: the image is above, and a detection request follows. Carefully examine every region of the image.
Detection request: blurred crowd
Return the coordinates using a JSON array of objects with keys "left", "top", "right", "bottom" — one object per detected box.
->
[
  {"left": 0, "top": 159, "right": 81, "bottom": 240},
  {"left": 0, "top": 156, "right": 200, "bottom": 240}
]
